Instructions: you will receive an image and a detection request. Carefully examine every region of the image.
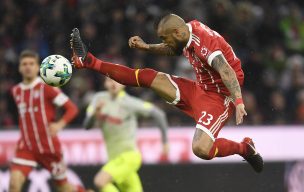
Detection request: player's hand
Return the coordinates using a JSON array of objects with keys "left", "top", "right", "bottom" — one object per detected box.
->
[
  {"left": 94, "top": 101, "right": 104, "bottom": 117},
  {"left": 49, "top": 120, "right": 66, "bottom": 136},
  {"left": 128, "top": 36, "right": 149, "bottom": 50},
  {"left": 235, "top": 103, "right": 247, "bottom": 125}
]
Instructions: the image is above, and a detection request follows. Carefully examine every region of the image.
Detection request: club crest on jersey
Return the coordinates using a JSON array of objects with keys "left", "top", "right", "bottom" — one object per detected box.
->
[{"left": 201, "top": 47, "right": 208, "bottom": 57}]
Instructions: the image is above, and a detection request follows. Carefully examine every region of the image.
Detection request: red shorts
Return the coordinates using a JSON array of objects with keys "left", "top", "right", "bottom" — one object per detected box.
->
[
  {"left": 168, "top": 75, "right": 235, "bottom": 140},
  {"left": 10, "top": 140, "right": 67, "bottom": 185}
]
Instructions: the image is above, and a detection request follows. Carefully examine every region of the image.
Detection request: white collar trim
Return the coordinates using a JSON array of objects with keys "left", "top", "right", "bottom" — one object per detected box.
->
[
  {"left": 185, "top": 23, "right": 193, "bottom": 48},
  {"left": 19, "top": 77, "right": 42, "bottom": 90}
]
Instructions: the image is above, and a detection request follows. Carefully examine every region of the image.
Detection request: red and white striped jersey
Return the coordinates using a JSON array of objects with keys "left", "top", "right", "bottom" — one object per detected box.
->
[
  {"left": 183, "top": 20, "right": 244, "bottom": 96},
  {"left": 11, "top": 78, "right": 69, "bottom": 154}
]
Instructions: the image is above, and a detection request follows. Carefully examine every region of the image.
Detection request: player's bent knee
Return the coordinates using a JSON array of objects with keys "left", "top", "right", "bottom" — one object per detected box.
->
[
  {"left": 151, "top": 72, "right": 177, "bottom": 103},
  {"left": 150, "top": 72, "right": 167, "bottom": 88},
  {"left": 192, "top": 128, "right": 215, "bottom": 160},
  {"left": 94, "top": 173, "right": 111, "bottom": 189},
  {"left": 9, "top": 181, "right": 20, "bottom": 192},
  {"left": 93, "top": 176, "right": 103, "bottom": 188},
  {"left": 192, "top": 144, "right": 211, "bottom": 160}
]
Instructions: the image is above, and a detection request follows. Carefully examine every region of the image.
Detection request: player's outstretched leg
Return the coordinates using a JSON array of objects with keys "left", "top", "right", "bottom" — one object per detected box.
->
[{"left": 70, "top": 28, "right": 178, "bottom": 104}]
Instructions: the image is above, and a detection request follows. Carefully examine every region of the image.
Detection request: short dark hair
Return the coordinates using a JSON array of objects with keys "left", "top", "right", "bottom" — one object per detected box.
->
[
  {"left": 19, "top": 50, "right": 39, "bottom": 62},
  {"left": 153, "top": 12, "right": 172, "bottom": 30}
]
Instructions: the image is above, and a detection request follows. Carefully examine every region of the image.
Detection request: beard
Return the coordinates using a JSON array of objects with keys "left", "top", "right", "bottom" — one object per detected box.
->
[{"left": 172, "top": 38, "right": 186, "bottom": 56}]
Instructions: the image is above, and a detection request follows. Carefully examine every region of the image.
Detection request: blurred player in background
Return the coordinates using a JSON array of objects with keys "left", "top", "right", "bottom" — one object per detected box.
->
[
  {"left": 9, "top": 50, "right": 86, "bottom": 192},
  {"left": 70, "top": 13, "right": 263, "bottom": 173},
  {"left": 84, "top": 77, "right": 168, "bottom": 192}
]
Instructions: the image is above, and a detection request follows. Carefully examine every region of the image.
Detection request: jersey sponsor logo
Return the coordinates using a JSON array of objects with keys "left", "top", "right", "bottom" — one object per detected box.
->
[
  {"left": 97, "top": 113, "right": 122, "bottom": 125},
  {"left": 18, "top": 103, "right": 39, "bottom": 114}
]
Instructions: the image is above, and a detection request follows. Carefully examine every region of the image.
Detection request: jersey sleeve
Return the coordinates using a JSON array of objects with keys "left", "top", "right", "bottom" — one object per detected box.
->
[
  {"left": 196, "top": 23, "right": 223, "bottom": 66},
  {"left": 127, "top": 97, "right": 154, "bottom": 117},
  {"left": 44, "top": 85, "right": 69, "bottom": 107}
]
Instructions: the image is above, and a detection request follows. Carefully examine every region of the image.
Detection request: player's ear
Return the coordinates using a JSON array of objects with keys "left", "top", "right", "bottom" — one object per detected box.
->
[
  {"left": 171, "top": 28, "right": 178, "bottom": 38},
  {"left": 173, "top": 28, "right": 183, "bottom": 40}
]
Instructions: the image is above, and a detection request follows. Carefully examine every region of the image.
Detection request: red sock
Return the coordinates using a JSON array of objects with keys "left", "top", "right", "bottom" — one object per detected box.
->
[
  {"left": 84, "top": 52, "right": 157, "bottom": 87},
  {"left": 208, "top": 138, "right": 247, "bottom": 159}
]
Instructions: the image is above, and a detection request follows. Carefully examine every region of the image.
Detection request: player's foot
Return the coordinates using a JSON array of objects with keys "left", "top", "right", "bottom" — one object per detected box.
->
[
  {"left": 242, "top": 137, "right": 264, "bottom": 173},
  {"left": 70, "top": 28, "right": 88, "bottom": 68}
]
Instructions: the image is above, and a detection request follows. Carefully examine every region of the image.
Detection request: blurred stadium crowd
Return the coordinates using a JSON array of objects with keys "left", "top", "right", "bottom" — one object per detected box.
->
[{"left": 1, "top": 0, "right": 304, "bottom": 128}]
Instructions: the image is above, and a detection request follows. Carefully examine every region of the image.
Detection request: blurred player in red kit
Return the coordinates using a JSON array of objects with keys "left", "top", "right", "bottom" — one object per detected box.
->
[
  {"left": 9, "top": 50, "right": 87, "bottom": 192},
  {"left": 71, "top": 13, "right": 264, "bottom": 173}
]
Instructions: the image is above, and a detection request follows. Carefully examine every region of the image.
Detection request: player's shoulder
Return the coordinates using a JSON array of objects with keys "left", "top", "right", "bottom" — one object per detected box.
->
[
  {"left": 124, "top": 94, "right": 154, "bottom": 109},
  {"left": 11, "top": 83, "right": 20, "bottom": 91},
  {"left": 10, "top": 83, "right": 21, "bottom": 96},
  {"left": 119, "top": 92, "right": 140, "bottom": 105},
  {"left": 189, "top": 20, "right": 219, "bottom": 39},
  {"left": 43, "top": 82, "right": 61, "bottom": 93},
  {"left": 94, "top": 91, "right": 109, "bottom": 97},
  {"left": 187, "top": 20, "right": 200, "bottom": 26},
  {"left": 122, "top": 92, "right": 141, "bottom": 102},
  {"left": 92, "top": 91, "right": 110, "bottom": 100}
]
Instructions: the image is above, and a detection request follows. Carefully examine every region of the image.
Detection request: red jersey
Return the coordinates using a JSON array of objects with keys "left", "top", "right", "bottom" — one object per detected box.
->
[
  {"left": 11, "top": 78, "right": 69, "bottom": 154},
  {"left": 183, "top": 20, "right": 244, "bottom": 96}
]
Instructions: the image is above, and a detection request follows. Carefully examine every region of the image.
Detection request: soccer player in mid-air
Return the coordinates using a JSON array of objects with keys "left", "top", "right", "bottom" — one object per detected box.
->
[
  {"left": 84, "top": 77, "right": 168, "bottom": 192},
  {"left": 9, "top": 50, "right": 87, "bottom": 192},
  {"left": 70, "top": 13, "right": 264, "bottom": 173}
]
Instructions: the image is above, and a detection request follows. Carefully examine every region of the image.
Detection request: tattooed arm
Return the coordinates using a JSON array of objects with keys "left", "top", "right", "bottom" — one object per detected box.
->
[
  {"left": 211, "top": 54, "right": 242, "bottom": 100},
  {"left": 129, "top": 36, "right": 176, "bottom": 56},
  {"left": 146, "top": 43, "right": 176, "bottom": 56},
  {"left": 211, "top": 54, "right": 247, "bottom": 125}
]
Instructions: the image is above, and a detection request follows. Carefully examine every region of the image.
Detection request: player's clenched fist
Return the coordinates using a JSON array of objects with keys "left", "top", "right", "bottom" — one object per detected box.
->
[{"left": 129, "top": 36, "right": 149, "bottom": 50}]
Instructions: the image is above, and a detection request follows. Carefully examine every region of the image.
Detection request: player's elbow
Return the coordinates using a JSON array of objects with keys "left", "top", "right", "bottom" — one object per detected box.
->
[
  {"left": 68, "top": 101, "right": 79, "bottom": 117},
  {"left": 62, "top": 100, "right": 79, "bottom": 123},
  {"left": 73, "top": 104, "right": 80, "bottom": 116}
]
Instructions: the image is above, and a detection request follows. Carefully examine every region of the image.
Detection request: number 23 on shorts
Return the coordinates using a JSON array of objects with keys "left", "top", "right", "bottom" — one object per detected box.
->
[{"left": 198, "top": 111, "right": 213, "bottom": 126}]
